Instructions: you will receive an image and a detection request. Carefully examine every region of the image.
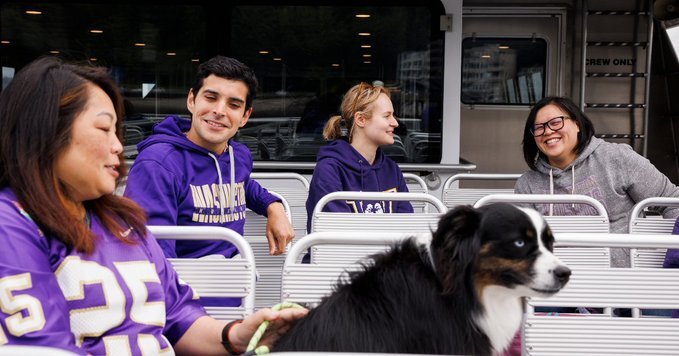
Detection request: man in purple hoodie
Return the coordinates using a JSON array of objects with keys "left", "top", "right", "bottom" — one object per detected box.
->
[{"left": 125, "top": 56, "right": 294, "bottom": 259}]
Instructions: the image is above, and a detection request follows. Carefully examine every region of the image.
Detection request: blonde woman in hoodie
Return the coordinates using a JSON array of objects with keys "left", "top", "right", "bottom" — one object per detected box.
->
[
  {"left": 305, "top": 82, "right": 414, "bottom": 233},
  {"left": 515, "top": 96, "right": 679, "bottom": 267}
]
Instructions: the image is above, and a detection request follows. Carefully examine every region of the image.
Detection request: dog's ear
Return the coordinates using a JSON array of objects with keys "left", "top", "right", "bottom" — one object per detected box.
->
[{"left": 431, "top": 205, "right": 482, "bottom": 296}]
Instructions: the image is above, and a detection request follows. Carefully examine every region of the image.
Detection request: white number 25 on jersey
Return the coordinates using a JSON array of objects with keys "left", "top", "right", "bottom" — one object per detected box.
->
[{"left": 0, "top": 257, "right": 173, "bottom": 355}]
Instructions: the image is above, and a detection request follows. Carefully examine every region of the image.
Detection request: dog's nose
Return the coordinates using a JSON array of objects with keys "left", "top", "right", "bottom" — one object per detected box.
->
[{"left": 553, "top": 266, "right": 571, "bottom": 284}]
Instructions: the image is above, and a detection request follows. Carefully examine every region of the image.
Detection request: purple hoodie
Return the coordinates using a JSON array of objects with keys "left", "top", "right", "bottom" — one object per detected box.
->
[
  {"left": 306, "top": 139, "right": 414, "bottom": 232},
  {"left": 125, "top": 116, "right": 279, "bottom": 258},
  {"left": 0, "top": 187, "right": 205, "bottom": 355}
]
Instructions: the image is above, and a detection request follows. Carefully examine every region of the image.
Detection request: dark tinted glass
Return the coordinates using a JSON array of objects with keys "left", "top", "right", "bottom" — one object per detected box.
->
[{"left": 1, "top": 2, "right": 445, "bottom": 163}]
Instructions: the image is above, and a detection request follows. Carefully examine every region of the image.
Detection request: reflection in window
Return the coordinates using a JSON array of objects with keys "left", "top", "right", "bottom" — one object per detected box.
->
[
  {"left": 0, "top": 2, "right": 206, "bottom": 159},
  {"left": 230, "top": 5, "right": 444, "bottom": 163},
  {"left": 1, "top": 1, "right": 444, "bottom": 163},
  {"left": 461, "top": 38, "right": 547, "bottom": 105}
]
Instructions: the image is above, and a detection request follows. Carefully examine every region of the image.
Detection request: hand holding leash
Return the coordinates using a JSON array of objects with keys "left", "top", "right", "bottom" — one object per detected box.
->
[{"left": 244, "top": 302, "right": 306, "bottom": 355}]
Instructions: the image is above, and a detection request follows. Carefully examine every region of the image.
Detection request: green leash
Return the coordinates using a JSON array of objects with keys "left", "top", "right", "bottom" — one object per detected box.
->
[{"left": 246, "top": 302, "right": 305, "bottom": 355}]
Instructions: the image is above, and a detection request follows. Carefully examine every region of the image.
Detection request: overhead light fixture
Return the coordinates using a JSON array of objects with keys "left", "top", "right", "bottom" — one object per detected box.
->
[
  {"left": 166, "top": 52, "right": 177, "bottom": 56},
  {"left": 481, "top": 54, "right": 491, "bottom": 58},
  {"left": 191, "top": 58, "right": 200, "bottom": 62},
  {"left": 25, "top": 10, "right": 42, "bottom": 15},
  {"left": 363, "top": 61, "right": 372, "bottom": 64},
  {"left": 0, "top": 40, "right": 9, "bottom": 44},
  {"left": 355, "top": 14, "right": 371, "bottom": 18},
  {"left": 273, "top": 57, "right": 282, "bottom": 61},
  {"left": 361, "top": 45, "right": 372, "bottom": 48},
  {"left": 90, "top": 29, "right": 103, "bottom": 34},
  {"left": 358, "top": 32, "right": 371, "bottom": 36},
  {"left": 258, "top": 50, "right": 269, "bottom": 54},
  {"left": 362, "top": 54, "right": 372, "bottom": 58},
  {"left": 498, "top": 45, "right": 510, "bottom": 49},
  {"left": 49, "top": 50, "right": 60, "bottom": 54},
  {"left": 90, "top": 58, "right": 97, "bottom": 61},
  {"left": 331, "top": 63, "right": 340, "bottom": 67},
  {"left": 134, "top": 43, "right": 146, "bottom": 47}
]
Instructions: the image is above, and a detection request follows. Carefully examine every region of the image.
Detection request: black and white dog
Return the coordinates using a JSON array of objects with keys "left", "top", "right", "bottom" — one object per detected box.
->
[{"left": 274, "top": 203, "right": 571, "bottom": 355}]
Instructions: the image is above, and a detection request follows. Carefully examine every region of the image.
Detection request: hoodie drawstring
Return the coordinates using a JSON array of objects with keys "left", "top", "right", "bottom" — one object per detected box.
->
[
  {"left": 549, "top": 169, "right": 554, "bottom": 216},
  {"left": 208, "top": 146, "right": 235, "bottom": 223},
  {"left": 571, "top": 165, "right": 575, "bottom": 208},
  {"left": 229, "top": 145, "right": 236, "bottom": 213},
  {"left": 208, "top": 152, "right": 225, "bottom": 222},
  {"left": 548, "top": 165, "right": 577, "bottom": 215}
]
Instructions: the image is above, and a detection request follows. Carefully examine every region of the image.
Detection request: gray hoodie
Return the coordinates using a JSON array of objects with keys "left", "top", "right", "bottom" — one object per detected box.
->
[{"left": 515, "top": 137, "right": 679, "bottom": 266}]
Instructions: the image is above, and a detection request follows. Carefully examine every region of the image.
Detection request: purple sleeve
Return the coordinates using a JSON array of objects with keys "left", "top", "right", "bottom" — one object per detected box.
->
[
  {"left": 245, "top": 177, "right": 280, "bottom": 217},
  {"left": 125, "top": 160, "right": 179, "bottom": 258},
  {"left": 242, "top": 153, "right": 280, "bottom": 216},
  {"left": 144, "top": 231, "right": 207, "bottom": 344},
  {"left": 306, "top": 162, "right": 351, "bottom": 232},
  {"left": 663, "top": 219, "right": 679, "bottom": 268},
  {"left": 0, "top": 205, "right": 85, "bottom": 354}
]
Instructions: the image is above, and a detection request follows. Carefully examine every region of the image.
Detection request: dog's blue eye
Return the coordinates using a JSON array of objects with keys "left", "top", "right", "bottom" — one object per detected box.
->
[{"left": 514, "top": 239, "right": 525, "bottom": 248}]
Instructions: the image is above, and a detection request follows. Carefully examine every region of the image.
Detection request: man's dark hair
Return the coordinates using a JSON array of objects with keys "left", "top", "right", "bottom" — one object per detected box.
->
[{"left": 191, "top": 56, "right": 258, "bottom": 109}]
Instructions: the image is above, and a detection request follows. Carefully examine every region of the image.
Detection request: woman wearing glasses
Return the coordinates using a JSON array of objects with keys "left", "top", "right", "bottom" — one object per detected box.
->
[
  {"left": 305, "top": 82, "right": 413, "bottom": 233},
  {"left": 515, "top": 96, "right": 679, "bottom": 267}
]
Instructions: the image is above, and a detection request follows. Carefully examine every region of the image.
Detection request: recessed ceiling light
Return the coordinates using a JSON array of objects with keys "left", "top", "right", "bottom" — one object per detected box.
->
[
  {"left": 355, "top": 14, "right": 371, "bottom": 18},
  {"left": 166, "top": 52, "right": 177, "bottom": 56},
  {"left": 134, "top": 43, "right": 146, "bottom": 47},
  {"left": 191, "top": 58, "right": 200, "bottom": 62},
  {"left": 362, "top": 54, "right": 372, "bottom": 58},
  {"left": 1, "top": 40, "right": 10, "bottom": 44},
  {"left": 49, "top": 50, "right": 60, "bottom": 54},
  {"left": 363, "top": 61, "right": 372, "bottom": 64},
  {"left": 273, "top": 57, "right": 282, "bottom": 61},
  {"left": 361, "top": 45, "right": 372, "bottom": 48},
  {"left": 90, "top": 29, "right": 103, "bottom": 34},
  {"left": 90, "top": 58, "right": 97, "bottom": 61},
  {"left": 25, "top": 10, "right": 42, "bottom": 15},
  {"left": 498, "top": 45, "right": 510, "bottom": 49},
  {"left": 331, "top": 63, "right": 340, "bottom": 67},
  {"left": 258, "top": 50, "right": 269, "bottom": 54},
  {"left": 481, "top": 54, "right": 491, "bottom": 58},
  {"left": 358, "top": 32, "right": 371, "bottom": 36}
]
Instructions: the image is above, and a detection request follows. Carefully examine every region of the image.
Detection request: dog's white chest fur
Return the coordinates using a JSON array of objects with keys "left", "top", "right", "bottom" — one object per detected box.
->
[{"left": 474, "top": 285, "right": 523, "bottom": 354}]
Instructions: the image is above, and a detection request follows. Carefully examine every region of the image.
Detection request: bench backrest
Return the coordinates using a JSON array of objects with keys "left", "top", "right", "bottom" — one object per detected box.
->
[
  {"left": 442, "top": 173, "right": 521, "bottom": 208},
  {"left": 628, "top": 197, "right": 679, "bottom": 268},
  {"left": 149, "top": 225, "right": 256, "bottom": 320}
]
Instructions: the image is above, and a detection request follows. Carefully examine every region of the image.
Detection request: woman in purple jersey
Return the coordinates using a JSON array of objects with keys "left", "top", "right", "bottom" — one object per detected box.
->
[{"left": 0, "top": 57, "right": 305, "bottom": 355}]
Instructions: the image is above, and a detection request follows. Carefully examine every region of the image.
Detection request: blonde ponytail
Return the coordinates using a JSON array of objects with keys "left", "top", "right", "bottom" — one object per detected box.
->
[{"left": 323, "top": 115, "right": 344, "bottom": 140}]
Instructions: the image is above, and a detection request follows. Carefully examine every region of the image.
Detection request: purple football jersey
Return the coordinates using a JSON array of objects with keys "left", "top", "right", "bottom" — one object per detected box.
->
[{"left": 0, "top": 187, "right": 207, "bottom": 355}]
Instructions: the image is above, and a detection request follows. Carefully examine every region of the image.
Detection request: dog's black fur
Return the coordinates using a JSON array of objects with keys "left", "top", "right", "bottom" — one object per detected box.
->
[{"left": 274, "top": 203, "right": 570, "bottom": 355}]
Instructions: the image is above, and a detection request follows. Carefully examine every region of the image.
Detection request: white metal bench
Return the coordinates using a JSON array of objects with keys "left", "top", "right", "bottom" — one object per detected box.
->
[
  {"left": 629, "top": 197, "right": 679, "bottom": 268},
  {"left": 524, "top": 233, "right": 679, "bottom": 356},
  {"left": 250, "top": 172, "right": 310, "bottom": 239},
  {"left": 403, "top": 173, "right": 429, "bottom": 213},
  {"left": 242, "top": 190, "right": 293, "bottom": 310},
  {"left": 475, "top": 194, "right": 611, "bottom": 267},
  {"left": 442, "top": 173, "right": 521, "bottom": 208},
  {"left": 310, "top": 192, "right": 445, "bottom": 265},
  {"left": 149, "top": 225, "right": 256, "bottom": 320}
]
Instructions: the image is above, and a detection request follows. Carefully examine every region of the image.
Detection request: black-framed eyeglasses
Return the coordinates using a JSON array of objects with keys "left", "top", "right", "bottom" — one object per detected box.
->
[{"left": 530, "top": 116, "right": 570, "bottom": 137}]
